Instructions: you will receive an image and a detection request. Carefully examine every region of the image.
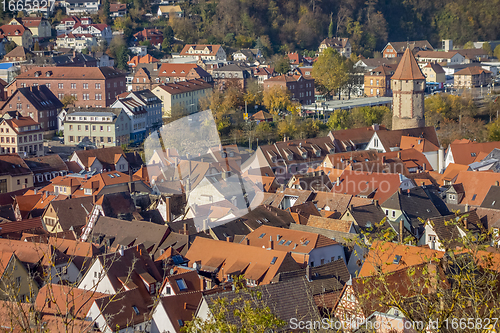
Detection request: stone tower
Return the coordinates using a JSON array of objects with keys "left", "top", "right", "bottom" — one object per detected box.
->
[{"left": 391, "top": 47, "right": 426, "bottom": 130}]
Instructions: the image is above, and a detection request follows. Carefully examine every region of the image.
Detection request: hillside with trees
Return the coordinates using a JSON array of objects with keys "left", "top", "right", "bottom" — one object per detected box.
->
[{"left": 163, "top": 0, "right": 500, "bottom": 57}]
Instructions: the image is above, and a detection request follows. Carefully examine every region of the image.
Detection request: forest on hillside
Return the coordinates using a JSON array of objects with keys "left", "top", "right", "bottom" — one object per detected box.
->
[{"left": 168, "top": 0, "right": 500, "bottom": 57}]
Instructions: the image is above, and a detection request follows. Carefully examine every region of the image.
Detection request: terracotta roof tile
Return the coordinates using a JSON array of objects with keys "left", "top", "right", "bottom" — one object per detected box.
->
[{"left": 392, "top": 47, "right": 425, "bottom": 80}]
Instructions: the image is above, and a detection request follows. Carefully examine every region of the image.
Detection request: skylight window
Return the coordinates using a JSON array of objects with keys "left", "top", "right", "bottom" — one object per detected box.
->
[
  {"left": 278, "top": 239, "right": 286, "bottom": 245},
  {"left": 285, "top": 240, "right": 292, "bottom": 246},
  {"left": 270, "top": 257, "right": 278, "bottom": 265},
  {"left": 303, "top": 240, "right": 310, "bottom": 245},
  {"left": 132, "top": 306, "right": 139, "bottom": 314},
  {"left": 114, "top": 173, "right": 120, "bottom": 177},
  {"left": 109, "top": 174, "right": 114, "bottom": 178},
  {"left": 258, "top": 233, "right": 266, "bottom": 238},
  {"left": 472, "top": 194, "right": 477, "bottom": 201},
  {"left": 178, "top": 319, "right": 184, "bottom": 327},
  {"left": 393, "top": 255, "right": 402, "bottom": 264},
  {"left": 256, "top": 219, "right": 262, "bottom": 224},
  {"left": 176, "top": 278, "right": 188, "bottom": 291}
]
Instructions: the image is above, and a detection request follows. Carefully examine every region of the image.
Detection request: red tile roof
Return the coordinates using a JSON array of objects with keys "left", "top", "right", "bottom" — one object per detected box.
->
[
  {"left": 454, "top": 171, "right": 500, "bottom": 206},
  {"left": 454, "top": 66, "right": 492, "bottom": 76},
  {"left": 392, "top": 48, "right": 425, "bottom": 80},
  {"left": 448, "top": 141, "right": 500, "bottom": 165}
]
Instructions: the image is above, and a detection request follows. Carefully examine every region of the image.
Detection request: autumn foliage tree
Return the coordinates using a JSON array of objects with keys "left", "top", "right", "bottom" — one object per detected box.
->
[
  {"left": 262, "top": 86, "right": 299, "bottom": 116},
  {"left": 312, "top": 48, "right": 349, "bottom": 99}
]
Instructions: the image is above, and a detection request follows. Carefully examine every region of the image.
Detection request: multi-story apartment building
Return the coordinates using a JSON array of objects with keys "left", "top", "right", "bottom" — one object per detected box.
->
[
  {"left": 111, "top": 98, "right": 147, "bottom": 144},
  {"left": 64, "top": 107, "right": 130, "bottom": 147},
  {"left": 151, "top": 79, "right": 213, "bottom": 118},
  {"left": 56, "top": 33, "right": 98, "bottom": 51},
  {"left": 0, "top": 85, "right": 63, "bottom": 132},
  {"left": 0, "top": 111, "right": 43, "bottom": 156},
  {"left": 117, "top": 90, "right": 162, "bottom": 132},
  {"left": 178, "top": 44, "right": 227, "bottom": 61},
  {"left": 0, "top": 153, "right": 34, "bottom": 193},
  {"left": 364, "top": 64, "right": 397, "bottom": 97},
  {"left": 12, "top": 67, "right": 126, "bottom": 107},
  {"left": 453, "top": 66, "right": 492, "bottom": 89},
  {"left": 263, "top": 74, "right": 315, "bottom": 105}
]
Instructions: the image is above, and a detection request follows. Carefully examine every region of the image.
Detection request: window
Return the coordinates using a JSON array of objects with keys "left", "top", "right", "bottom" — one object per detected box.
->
[
  {"left": 175, "top": 279, "right": 188, "bottom": 291},
  {"left": 392, "top": 210, "right": 396, "bottom": 218},
  {"left": 270, "top": 257, "right": 278, "bottom": 265},
  {"left": 132, "top": 306, "right": 139, "bottom": 315},
  {"left": 58, "top": 83, "right": 63, "bottom": 89},
  {"left": 83, "top": 83, "right": 88, "bottom": 89},
  {"left": 71, "top": 83, "right": 76, "bottom": 89},
  {"left": 107, "top": 137, "right": 112, "bottom": 143},
  {"left": 165, "top": 286, "right": 171, "bottom": 294},
  {"left": 95, "top": 83, "right": 101, "bottom": 89}
]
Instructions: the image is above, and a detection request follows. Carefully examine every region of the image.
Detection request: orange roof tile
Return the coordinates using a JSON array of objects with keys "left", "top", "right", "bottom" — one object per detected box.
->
[
  {"left": 392, "top": 47, "right": 425, "bottom": 80},
  {"left": 359, "top": 241, "right": 444, "bottom": 277},
  {"left": 454, "top": 171, "right": 500, "bottom": 206},
  {"left": 440, "top": 163, "right": 469, "bottom": 185},
  {"left": 400, "top": 135, "right": 439, "bottom": 153},
  {"left": 448, "top": 141, "right": 500, "bottom": 165}
]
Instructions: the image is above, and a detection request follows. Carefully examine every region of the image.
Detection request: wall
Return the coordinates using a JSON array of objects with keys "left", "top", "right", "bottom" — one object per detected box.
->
[{"left": 309, "top": 244, "right": 346, "bottom": 268}]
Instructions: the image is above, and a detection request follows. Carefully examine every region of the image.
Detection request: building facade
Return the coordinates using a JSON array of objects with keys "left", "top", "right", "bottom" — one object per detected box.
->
[
  {"left": 64, "top": 108, "right": 130, "bottom": 147},
  {"left": 0, "top": 112, "right": 43, "bottom": 156},
  {"left": 263, "top": 74, "right": 315, "bottom": 105},
  {"left": 364, "top": 64, "right": 397, "bottom": 97},
  {"left": 12, "top": 67, "right": 126, "bottom": 107},
  {"left": 111, "top": 98, "right": 147, "bottom": 144},
  {"left": 453, "top": 66, "right": 492, "bottom": 89},
  {"left": 0, "top": 85, "right": 63, "bottom": 132},
  {"left": 152, "top": 79, "right": 213, "bottom": 118}
]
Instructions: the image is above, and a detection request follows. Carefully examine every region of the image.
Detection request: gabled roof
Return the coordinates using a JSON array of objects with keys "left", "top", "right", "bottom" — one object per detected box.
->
[
  {"left": 90, "top": 216, "right": 170, "bottom": 255},
  {"left": 4, "top": 45, "right": 33, "bottom": 58},
  {"left": 203, "top": 277, "right": 319, "bottom": 326},
  {"left": 427, "top": 210, "right": 483, "bottom": 247},
  {"left": 35, "top": 284, "right": 108, "bottom": 319},
  {"left": 180, "top": 44, "right": 222, "bottom": 57},
  {"left": 392, "top": 47, "right": 426, "bottom": 80},
  {"left": 454, "top": 171, "right": 500, "bottom": 205},
  {"left": 25, "top": 154, "right": 68, "bottom": 174},
  {"left": 415, "top": 50, "right": 461, "bottom": 59},
  {"left": 243, "top": 225, "right": 338, "bottom": 255},
  {"left": 16, "top": 66, "right": 125, "bottom": 80},
  {"left": 346, "top": 203, "right": 388, "bottom": 230},
  {"left": 157, "top": 63, "right": 200, "bottom": 77},
  {"left": 185, "top": 237, "right": 300, "bottom": 285},
  {"left": 399, "top": 135, "right": 439, "bottom": 153},
  {"left": 422, "top": 62, "right": 445, "bottom": 74},
  {"left": 358, "top": 240, "right": 445, "bottom": 277},
  {"left": 0, "top": 24, "right": 30, "bottom": 36},
  {"left": 0, "top": 217, "right": 44, "bottom": 238},
  {"left": 440, "top": 163, "right": 469, "bottom": 185},
  {"left": 382, "top": 187, "right": 445, "bottom": 227},
  {"left": 289, "top": 223, "right": 360, "bottom": 245},
  {"left": 0, "top": 154, "right": 32, "bottom": 176},
  {"left": 47, "top": 196, "right": 94, "bottom": 231},
  {"left": 375, "top": 127, "right": 439, "bottom": 152},
  {"left": 72, "top": 146, "right": 126, "bottom": 169},
  {"left": 448, "top": 141, "right": 500, "bottom": 165},
  {"left": 454, "top": 66, "right": 492, "bottom": 76},
  {"left": 384, "top": 40, "right": 433, "bottom": 53},
  {"left": 480, "top": 186, "right": 500, "bottom": 210}
]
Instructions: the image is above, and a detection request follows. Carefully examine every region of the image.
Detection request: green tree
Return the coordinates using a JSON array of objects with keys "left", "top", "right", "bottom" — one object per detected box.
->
[
  {"left": 463, "top": 41, "right": 475, "bottom": 49},
  {"left": 328, "top": 14, "right": 335, "bottom": 38},
  {"left": 312, "top": 48, "right": 349, "bottom": 99},
  {"left": 181, "top": 277, "right": 286, "bottom": 332},
  {"left": 262, "top": 86, "right": 294, "bottom": 116},
  {"left": 327, "top": 109, "right": 352, "bottom": 130},
  {"left": 482, "top": 42, "right": 493, "bottom": 56},
  {"left": 61, "top": 95, "right": 78, "bottom": 108},
  {"left": 115, "top": 45, "right": 130, "bottom": 70},
  {"left": 495, "top": 45, "right": 500, "bottom": 60},
  {"left": 277, "top": 115, "right": 298, "bottom": 140},
  {"left": 273, "top": 56, "right": 291, "bottom": 75},
  {"left": 488, "top": 117, "right": 500, "bottom": 141},
  {"left": 4, "top": 41, "right": 17, "bottom": 54}
]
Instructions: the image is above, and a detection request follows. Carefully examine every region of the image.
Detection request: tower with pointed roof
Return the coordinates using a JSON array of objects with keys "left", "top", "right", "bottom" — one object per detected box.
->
[{"left": 391, "top": 47, "right": 426, "bottom": 130}]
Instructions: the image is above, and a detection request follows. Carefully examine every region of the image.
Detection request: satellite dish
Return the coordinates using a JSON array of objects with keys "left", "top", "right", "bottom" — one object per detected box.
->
[
  {"left": 324, "top": 206, "right": 331, "bottom": 211},
  {"left": 193, "top": 262, "right": 198, "bottom": 270}
]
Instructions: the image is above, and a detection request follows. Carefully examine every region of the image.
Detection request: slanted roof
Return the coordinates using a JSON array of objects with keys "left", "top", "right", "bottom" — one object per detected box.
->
[
  {"left": 48, "top": 196, "right": 94, "bottom": 231},
  {"left": 427, "top": 210, "right": 483, "bottom": 248},
  {"left": 3, "top": 45, "right": 33, "bottom": 58},
  {"left": 347, "top": 203, "right": 388, "bottom": 230},
  {"left": 203, "top": 277, "right": 319, "bottom": 326},
  {"left": 391, "top": 47, "right": 426, "bottom": 80},
  {"left": 480, "top": 186, "right": 500, "bottom": 210},
  {"left": 307, "top": 215, "right": 353, "bottom": 233},
  {"left": 455, "top": 171, "right": 500, "bottom": 206},
  {"left": 185, "top": 237, "right": 300, "bottom": 285},
  {"left": 375, "top": 127, "right": 440, "bottom": 152},
  {"left": 454, "top": 66, "right": 492, "bottom": 76},
  {"left": 359, "top": 240, "right": 444, "bottom": 277},
  {"left": 448, "top": 141, "right": 500, "bottom": 165},
  {"left": 159, "top": 291, "right": 202, "bottom": 332}
]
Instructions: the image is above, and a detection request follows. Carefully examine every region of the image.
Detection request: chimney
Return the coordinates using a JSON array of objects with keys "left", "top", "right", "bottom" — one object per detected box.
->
[
  {"left": 226, "top": 236, "right": 232, "bottom": 242},
  {"left": 496, "top": 181, "right": 499, "bottom": 187},
  {"left": 202, "top": 218, "right": 208, "bottom": 233},
  {"left": 381, "top": 155, "right": 386, "bottom": 164},
  {"left": 183, "top": 223, "right": 188, "bottom": 235},
  {"left": 407, "top": 189, "right": 410, "bottom": 197},
  {"left": 336, "top": 177, "right": 340, "bottom": 186},
  {"left": 397, "top": 151, "right": 401, "bottom": 159},
  {"left": 399, "top": 219, "right": 404, "bottom": 244},
  {"left": 399, "top": 187, "right": 402, "bottom": 194},
  {"left": 374, "top": 199, "right": 378, "bottom": 207},
  {"left": 245, "top": 238, "right": 249, "bottom": 245},
  {"left": 306, "top": 265, "right": 311, "bottom": 282},
  {"left": 119, "top": 245, "right": 124, "bottom": 256},
  {"left": 464, "top": 218, "right": 468, "bottom": 230},
  {"left": 422, "top": 163, "right": 426, "bottom": 172},
  {"left": 465, "top": 204, "right": 469, "bottom": 212},
  {"left": 93, "top": 195, "right": 96, "bottom": 204},
  {"left": 165, "top": 197, "right": 172, "bottom": 223},
  {"left": 268, "top": 236, "right": 273, "bottom": 250}
]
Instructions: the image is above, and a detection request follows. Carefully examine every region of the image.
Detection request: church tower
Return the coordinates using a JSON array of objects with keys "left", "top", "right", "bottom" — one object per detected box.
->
[{"left": 391, "top": 47, "right": 426, "bottom": 130}]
